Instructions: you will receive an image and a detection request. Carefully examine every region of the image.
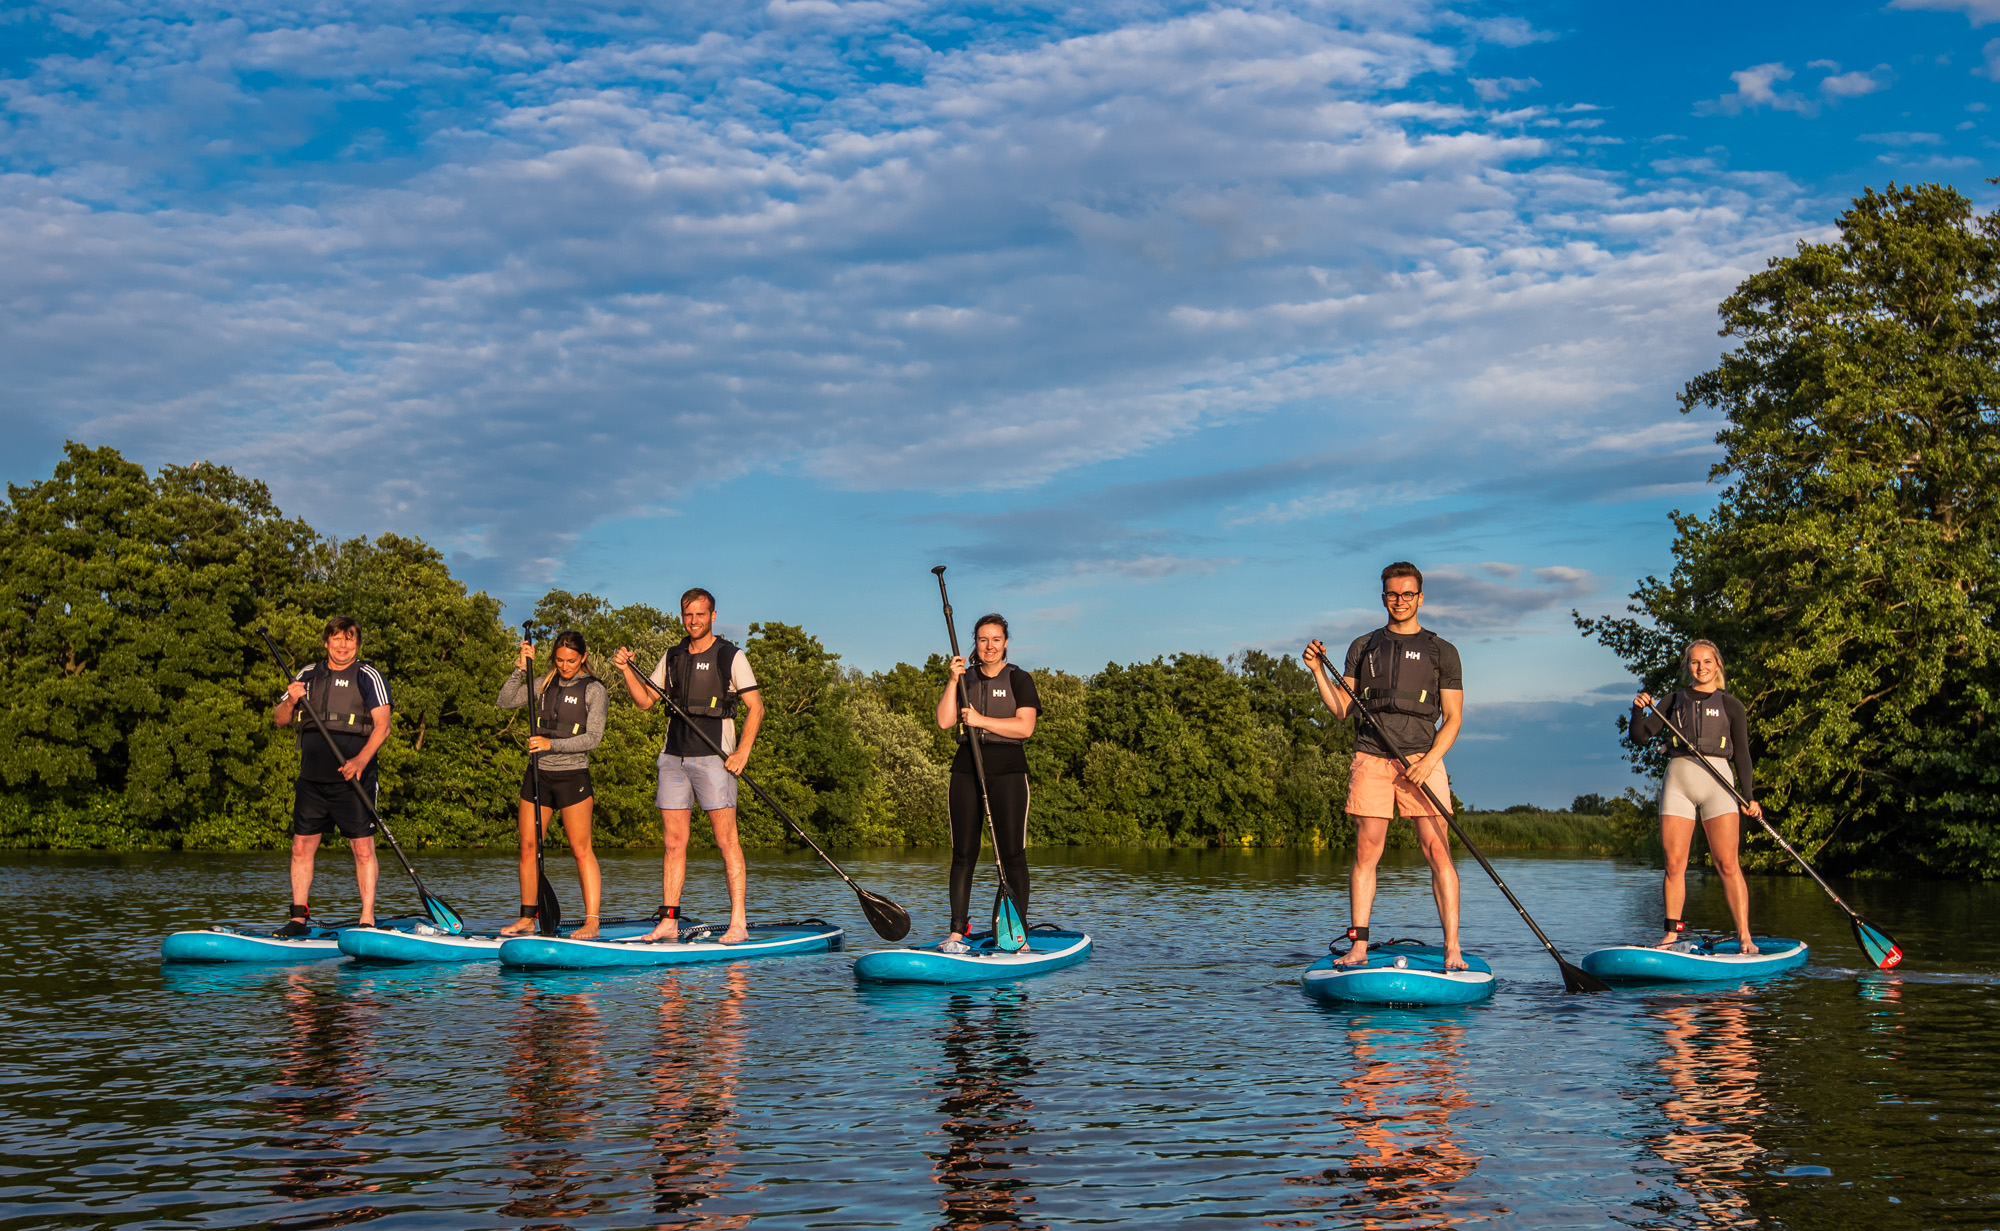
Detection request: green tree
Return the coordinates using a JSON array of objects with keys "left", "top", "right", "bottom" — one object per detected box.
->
[{"left": 1580, "top": 182, "right": 2000, "bottom": 876}]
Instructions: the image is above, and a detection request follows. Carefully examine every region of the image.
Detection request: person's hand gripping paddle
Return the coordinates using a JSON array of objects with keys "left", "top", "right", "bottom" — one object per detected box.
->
[
  {"left": 522, "top": 622, "right": 562, "bottom": 936},
  {"left": 1640, "top": 696, "right": 1902, "bottom": 969},
  {"left": 257, "top": 627, "right": 464, "bottom": 934},
  {"left": 932, "top": 566, "right": 1028, "bottom": 953}
]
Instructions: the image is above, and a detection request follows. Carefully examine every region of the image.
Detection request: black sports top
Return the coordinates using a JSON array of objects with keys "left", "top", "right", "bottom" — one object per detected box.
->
[{"left": 1630, "top": 688, "right": 1755, "bottom": 796}]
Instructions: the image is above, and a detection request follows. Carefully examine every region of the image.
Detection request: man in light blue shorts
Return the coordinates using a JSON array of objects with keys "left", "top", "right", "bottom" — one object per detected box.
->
[{"left": 613, "top": 588, "right": 764, "bottom": 943}]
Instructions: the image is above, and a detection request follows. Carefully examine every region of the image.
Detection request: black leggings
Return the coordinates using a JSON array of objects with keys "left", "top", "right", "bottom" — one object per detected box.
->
[{"left": 949, "top": 771, "right": 1030, "bottom": 935}]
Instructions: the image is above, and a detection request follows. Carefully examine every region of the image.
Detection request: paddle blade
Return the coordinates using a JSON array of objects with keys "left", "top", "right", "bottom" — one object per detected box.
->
[
  {"left": 424, "top": 894, "right": 465, "bottom": 936},
  {"left": 993, "top": 888, "right": 1026, "bottom": 953},
  {"left": 1853, "top": 916, "right": 1903, "bottom": 970},
  {"left": 536, "top": 875, "right": 563, "bottom": 937},
  {"left": 855, "top": 887, "right": 911, "bottom": 941},
  {"left": 1560, "top": 957, "right": 1611, "bottom": 994}
]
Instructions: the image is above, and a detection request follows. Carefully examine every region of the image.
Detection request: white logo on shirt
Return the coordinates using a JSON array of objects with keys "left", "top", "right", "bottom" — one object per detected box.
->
[
  {"left": 1404, "top": 650, "right": 1423, "bottom": 660},
  {"left": 992, "top": 690, "right": 1007, "bottom": 698},
  {"left": 1704, "top": 707, "right": 1721, "bottom": 718},
  {"left": 564, "top": 694, "right": 580, "bottom": 704},
  {"left": 332, "top": 679, "right": 351, "bottom": 687},
  {"left": 694, "top": 663, "right": 711, "bottom": 671}
]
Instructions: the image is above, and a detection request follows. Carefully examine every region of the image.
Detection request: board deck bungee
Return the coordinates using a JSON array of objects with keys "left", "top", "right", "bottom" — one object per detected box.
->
[
  {"left": 338, "top": 916, "right": 669, "bottom": 963},
  {"left": 1300, "top": 943, "right": 1496, "bottom": 1006},
  {"left": 497, "top": 920, "right": 843, "bottom": 970},
  {"left": 852, "top": 927, "right": 1092, "bottom": 985},
  {"left": 161, "top": 915, "right": 427, "bottom": 963},
  {"left": 1579, "top": 937, "right": 1809, "bottom": 983}
]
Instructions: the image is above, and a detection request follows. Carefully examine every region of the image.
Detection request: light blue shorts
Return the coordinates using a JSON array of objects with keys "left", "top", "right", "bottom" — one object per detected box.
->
[{"left": 656, "top": 753, "right": 738, "bottom": 812}]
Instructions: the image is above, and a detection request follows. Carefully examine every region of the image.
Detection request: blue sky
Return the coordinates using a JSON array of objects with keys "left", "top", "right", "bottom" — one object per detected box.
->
[{"left": 4, "top": 0, "right": 1995, "bottom": 806}]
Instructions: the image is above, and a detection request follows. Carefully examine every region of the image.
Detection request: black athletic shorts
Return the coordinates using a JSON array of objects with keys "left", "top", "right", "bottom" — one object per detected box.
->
[
  {"left": 292, "top": 775, "right": 378, "bottom": 839},
  {"left": 520, "top": 766, "right": 594, "bottom": 810}
]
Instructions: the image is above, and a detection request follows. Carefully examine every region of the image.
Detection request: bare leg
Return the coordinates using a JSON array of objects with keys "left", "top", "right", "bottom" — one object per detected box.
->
[
  {"left": 289, "top": 833, "right": 322, "bottom": 910},
  {"left": 642, "top": 808, "right": 692, "bottom": 941},
  {"left": 562, "top": 798, "right": 601, "bottom": 938},
  {"left": 1413, "top": 814, "right": 1464, "bottom": 969},
  {"left": 708, "top": 807, "right": 750, "bottom": 943},
  {"left": 1658, "top": 813, "right": 1697, "bottom": 945},
  {"left": 1337, "top": 816, "right": 1390, "bottom": 966},
  {"left": 500, "top": 798, "right": 541, "bottom": 935},
  {"left": 1701, "top": 812, "right": 1755, "bottom": 952},
  {"left": 350, "top": 836, "right": 378, "bottom": 925}
]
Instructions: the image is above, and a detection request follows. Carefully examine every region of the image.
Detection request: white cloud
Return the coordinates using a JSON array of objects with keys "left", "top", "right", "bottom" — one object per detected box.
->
[
  {"left": 1469, "top": 75, "right": 1540, "bottom": 102},
  {"left": 1696, "top": 62, "right": 1816, "bottom": 116},
  {"left": 1820, "top": 68, "right": 1891, "bottom": 98},
  {"left": 1859, "top": 130, "right": 1944, "bottom": 144},
  {"left": 1889, "top": 0, "right": 2000, "bottom": 25},
  {"left": 1982, "top": 37, "right": 2000, "bottom": 80}
]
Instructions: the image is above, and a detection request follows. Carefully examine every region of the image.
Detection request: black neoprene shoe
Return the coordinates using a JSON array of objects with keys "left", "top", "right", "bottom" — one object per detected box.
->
[{"left": 272, "top": 918, "right": 312, "bottom": 938}]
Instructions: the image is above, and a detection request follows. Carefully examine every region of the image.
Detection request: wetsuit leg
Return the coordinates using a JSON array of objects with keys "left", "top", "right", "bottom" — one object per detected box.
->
[
  {"left": 986, "top": 773, "right": 1031, "bottom": 920},
  {"left": 948, "top": 771, "right": 983, "bottom": 934}
]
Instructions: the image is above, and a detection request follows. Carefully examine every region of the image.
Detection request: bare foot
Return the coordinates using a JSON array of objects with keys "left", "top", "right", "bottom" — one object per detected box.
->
[
  {"left": 498, "top": 916, "right": 537, "bottom": 936},
  {"left": 570, "top": 920, "right": 600, "bottom": 940},
  {"left": 1654, "top": 933, "right": 1682, "bottom": 948},
  {"left": 1333, "top": 941, "right": 1370, "bottom": 967},
  {"left": 357, "top": 917, "right": 376, "bottom": 928},
  {"left": 1444, "top": 947, "right": 1468, "bottom": 972},
  {"left": 639, "top": 922, "right": 680, "bottom": 943},
  {"left": 1738, "top": 936, "right": 1760, "bottom": 955},
  {"left": 718, "top": 925, "right": 750, "bottom": 944}
]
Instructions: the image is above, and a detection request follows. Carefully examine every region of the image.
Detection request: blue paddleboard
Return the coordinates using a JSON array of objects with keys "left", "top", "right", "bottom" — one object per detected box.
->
[
  {"left": 161, "top": 916, "right": 426, "bottom": 963},
  {"left": 498, "top": 920, "right": 842, "bottom": 970},
  {"left": 853, "top": 927, "right": 1092, "bottom": 985},
  {"left": 339, "top": 916, "right": 667, "bottom": 962},
  {"left": 1579, "top": 937, "right": 1808, "bottom": 983},
  {"left": 1300, "top": 943, "right": 1495, "bottom": 1006}
]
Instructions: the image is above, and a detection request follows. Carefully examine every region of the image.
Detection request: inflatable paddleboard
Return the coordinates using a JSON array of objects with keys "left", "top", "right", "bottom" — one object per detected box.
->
[
  {"left": 1300, "top": 943, "right": 1495, "bottom": 1006},
  {"left": 498, "top": 919, "right": 843, "bottom": 970},
  {"left": 853, "top": 926, "right": 1092, "bottom": 985},
  {"left": 338, "top": 916, "right": 668, "bottom": 963},
  {"left": 1579, "top": 937, "right": 1808, "bottom": 983},
  {"left": 161, "top": 916, "right": 426, "bottom": 963}
]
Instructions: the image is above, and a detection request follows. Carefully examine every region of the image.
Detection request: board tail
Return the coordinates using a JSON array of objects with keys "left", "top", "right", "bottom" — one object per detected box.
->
[
  {"left": 993, "top": 888, "right": 1027, "bottom": 953},
  {"left": 1853, "top": 916, "right": 1902, "bottom": 970}
]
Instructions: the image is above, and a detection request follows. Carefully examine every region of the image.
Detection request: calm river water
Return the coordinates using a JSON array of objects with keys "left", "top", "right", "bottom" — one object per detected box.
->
[{"left": 3, "top": 846, "right": 1996, "bottom": 1230}]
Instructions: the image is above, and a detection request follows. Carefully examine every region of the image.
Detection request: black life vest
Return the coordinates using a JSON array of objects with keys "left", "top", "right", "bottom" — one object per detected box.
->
[
  {"left": 297, "top": 661, "right": 376, "bottom": 746},
  {"left": 535, "top": 672, "right": 598, "bottom": 739},
  {"left": 1354, "top": 628, "right": 1444, "bottom": 723},
  {"left": 957, "top": 664, "right": 1029, "bottom": 747},
  {"left": 1666, "top": 689, "right": 1731, "bottom": 757},
  {"left": 665, "top": 638, "right": 741, "bottom": 719}
]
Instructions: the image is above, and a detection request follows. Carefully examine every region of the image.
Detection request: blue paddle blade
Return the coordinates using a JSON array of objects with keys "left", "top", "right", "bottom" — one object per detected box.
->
[
  {"left": 1853, "top": 916, "right": 1902, "bottom": 969},
  {"left": 993, "top": 889, "right": 1026, "bottom": 953},
  {"left": 426, "top": 896, "right": 465, "bottom": 936}
]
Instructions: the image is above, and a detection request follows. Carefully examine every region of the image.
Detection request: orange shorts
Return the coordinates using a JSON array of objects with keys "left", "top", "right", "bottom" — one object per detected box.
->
[{"left": 1347, "top": 752, "right": 1451, "bottom": 819}]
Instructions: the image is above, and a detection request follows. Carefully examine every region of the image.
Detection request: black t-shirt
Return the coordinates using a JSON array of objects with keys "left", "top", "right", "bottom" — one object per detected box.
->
[
  {"left": 1343, "top": 629, "right": 1462, "bottom": 759},
  {"left": 950, "top": 663, "right": 1039, "bottom": 778},
  {"left": 292, "top": 662, "right": 391, "bottom": 783}
]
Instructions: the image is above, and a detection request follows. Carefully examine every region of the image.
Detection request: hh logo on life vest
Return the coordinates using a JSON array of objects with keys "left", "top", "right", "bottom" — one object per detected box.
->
[
  {"left": 1403, "top": 651, "right": 1423, "bottom": 661},
  {"left": 331, "top": 678, "right": 351, "bottom": 687},
  {"left": 1704, "top": 708, "right": 1721, "bottom": 719},
  {"left": 694, "top": 662, "right": 711, "bottom": 671},
  {"left": 563, "top": 694, "right": 581, "bottom": 705}
]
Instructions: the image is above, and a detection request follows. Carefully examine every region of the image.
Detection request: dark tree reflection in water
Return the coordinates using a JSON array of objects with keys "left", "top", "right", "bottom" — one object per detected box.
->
[
  {"left": 929, "top": 988, "right": 1044, "bottom": 1231},
  {"left": 647, "top": 964, "right": 755, "bottom": 1228},
  {"left": 1282, "top": 1012, "right": 1505, "bottom": 1228}
]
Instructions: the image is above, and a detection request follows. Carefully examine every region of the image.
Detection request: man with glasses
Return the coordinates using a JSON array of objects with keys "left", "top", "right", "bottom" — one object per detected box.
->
[{"left": 1304, "top": 562, "right": 1467, "bottom": 969}]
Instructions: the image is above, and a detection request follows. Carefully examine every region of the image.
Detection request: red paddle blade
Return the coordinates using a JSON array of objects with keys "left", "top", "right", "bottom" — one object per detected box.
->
[{"left": 1853, "top": 916, "right": 1902, "bottom": 969}]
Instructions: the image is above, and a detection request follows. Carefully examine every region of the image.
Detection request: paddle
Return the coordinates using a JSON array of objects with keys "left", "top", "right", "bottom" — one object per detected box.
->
[
  {"left": 621, "top": 654, "right": 911, "bottom": 941},
  {"left": 521, "top": 621, "right": 562, "bottom": 936},
  {"left": 257, "top": 627, "right": 465, "bottom": 935},
  {"left": 931, "top": 566, "right": 1028, "bottom": 953},
  {"left": 1640, "top": 698, "right": 1903, "bottom": 969},
  {"left": 1308, "top": 647, "right": 1608, "bottom": 993}
]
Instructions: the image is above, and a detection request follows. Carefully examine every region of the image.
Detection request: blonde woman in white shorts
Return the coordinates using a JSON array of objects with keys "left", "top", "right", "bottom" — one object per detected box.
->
[{"left": 1631, "top": 640, "right": 1763, "bottom": 953}]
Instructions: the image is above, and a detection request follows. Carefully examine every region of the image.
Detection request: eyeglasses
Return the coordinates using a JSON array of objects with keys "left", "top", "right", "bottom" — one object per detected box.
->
[{"left": 1381, "top": 591, "right": 1421, "bottom": 604}]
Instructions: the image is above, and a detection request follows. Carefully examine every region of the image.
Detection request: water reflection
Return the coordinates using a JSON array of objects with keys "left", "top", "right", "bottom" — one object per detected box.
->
[
  {"left": 501, "top": 982, "right": 607, "bottom": 1224},
  {"left": 648, "top": 966, "right": 753, "bottom": 1227},
  {"left": 1637, "top": 995, "right": 1769, "bottom": 1228},
  {"left": 266, "top": 969, "right": 385, "bottom": 1230},
  {"left": 1283, "top": 1012, "right": 1492, "bottom": 1228},
  {"left": 929, "top": 988, "right": 1044, "bottom": 1230}
]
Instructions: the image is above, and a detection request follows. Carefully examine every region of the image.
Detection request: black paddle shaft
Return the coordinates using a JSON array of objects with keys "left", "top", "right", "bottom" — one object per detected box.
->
[
  {"left": 1313, "top": 649, "right": 1606, "bottom": 992},
  {"left": 930, "top": 566, "right": 1023, "bottom": 921},
  {"left": 620, "top": 651, "right": 911, "bottom": 940},
  {"left": 521, "top": 622, "right": 560, "bottom": 936},
  {"left": 1640, "top": 699, "right": 1866, "bottom": 918},
  {"left": 256, "top": 628, "right": 455, "bottom": 924}
]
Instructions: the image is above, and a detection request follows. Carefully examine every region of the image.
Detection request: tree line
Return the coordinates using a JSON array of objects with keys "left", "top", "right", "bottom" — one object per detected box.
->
[{"left": 0, "top": 444, "right": 1371, "bottom": 853}]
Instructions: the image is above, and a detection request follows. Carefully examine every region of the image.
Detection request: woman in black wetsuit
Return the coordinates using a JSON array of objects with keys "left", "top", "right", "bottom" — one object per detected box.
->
[{"left": 933, "top": 614, "right": 1039, "bottom": 953}]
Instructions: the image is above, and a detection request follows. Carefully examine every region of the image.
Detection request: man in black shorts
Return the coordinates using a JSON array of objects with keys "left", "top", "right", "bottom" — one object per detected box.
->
[{"left": 270, "top": 616, "right": 393, "bottom": 935}]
